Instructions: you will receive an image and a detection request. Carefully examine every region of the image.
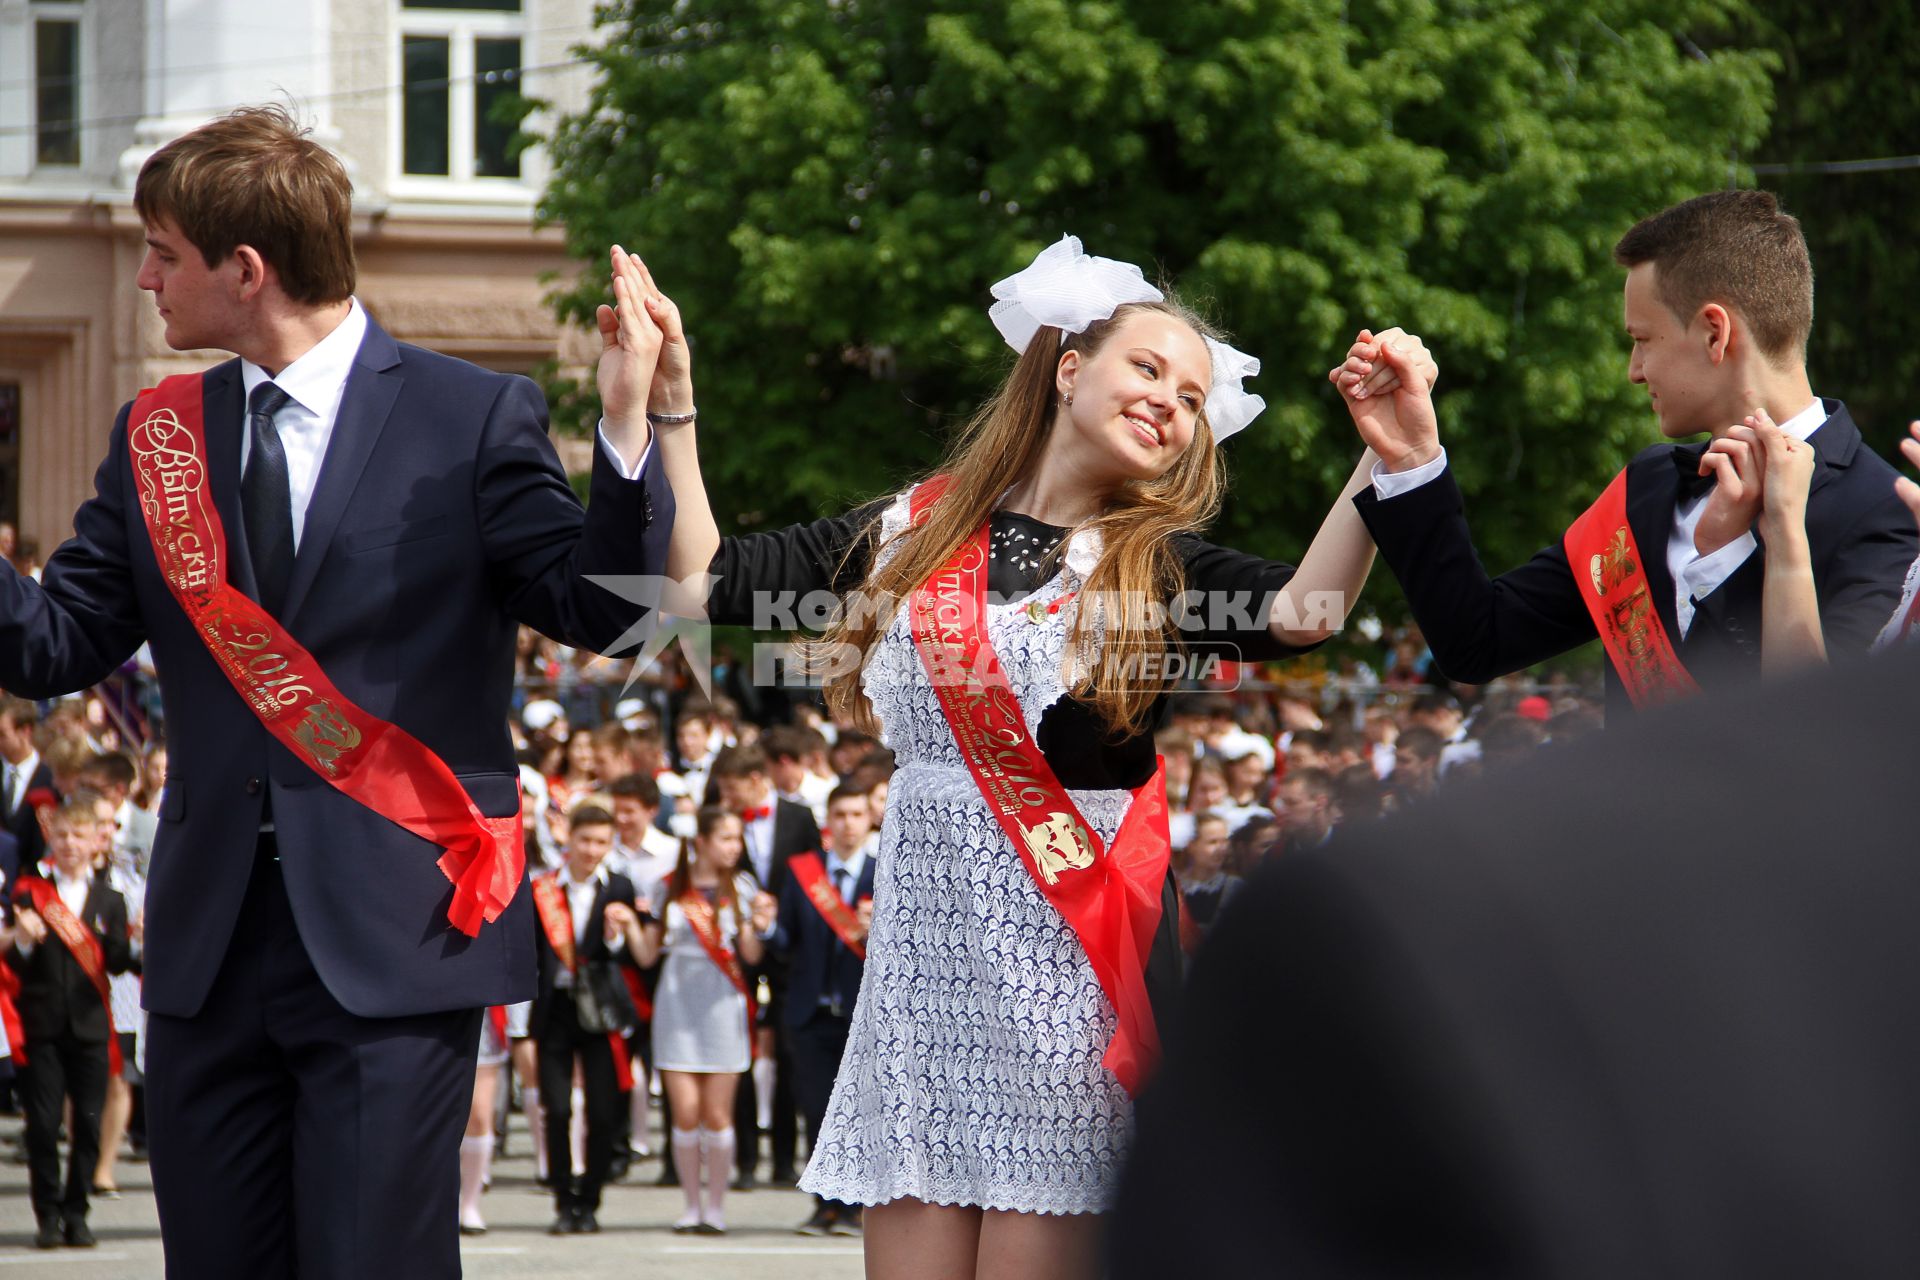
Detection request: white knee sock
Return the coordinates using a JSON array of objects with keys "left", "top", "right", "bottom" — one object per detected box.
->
[
  {"left": 457, "top": 1136, "right": 490, "bottom": 1229},
  {"left": 570, "top": 1086, "right": 587, "bottom": 1177},
  {"left": 699, "top": 1126, "right": 735, "bottom": 1230},
  {"left": 672, "top": 1128, "right": 704, "bottom": 1228},
  {"left": 752, "top": 1057, "right": 776, "bottom": 1131},
  {"left": 525, "top": 1086, "right": 548, "bottom": 1182},
  {"left": 629, "top": 1077, "right": 652, "bottom": 1156}
]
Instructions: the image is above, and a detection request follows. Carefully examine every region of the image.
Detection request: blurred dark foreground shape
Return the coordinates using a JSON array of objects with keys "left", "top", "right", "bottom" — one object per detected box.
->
[{"left": 1115, "top": 648, "right": 1920, "bottom": 1280}]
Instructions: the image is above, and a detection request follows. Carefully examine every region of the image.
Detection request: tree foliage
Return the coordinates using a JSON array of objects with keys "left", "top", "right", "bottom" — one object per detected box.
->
[
  {"left": 540, "top": 0, "right": 1773, "bottom": 580},
  {"left": 1742, "top": 0, "right": 1920, "bottom": 458}
]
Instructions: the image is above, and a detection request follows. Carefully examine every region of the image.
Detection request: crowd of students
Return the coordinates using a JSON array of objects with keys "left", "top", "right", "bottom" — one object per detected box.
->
[{"left": 0, "top": 630, "right": 1599, "bottom": 1248}]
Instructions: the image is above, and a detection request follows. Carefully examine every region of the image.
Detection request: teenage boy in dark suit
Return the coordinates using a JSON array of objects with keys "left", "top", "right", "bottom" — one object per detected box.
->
[
  {"left": 773, "top": 785, "right": 879, "bottom": 1237},
  {"left": 7, "top": 796, "right": 132, "bottom": 1249}
]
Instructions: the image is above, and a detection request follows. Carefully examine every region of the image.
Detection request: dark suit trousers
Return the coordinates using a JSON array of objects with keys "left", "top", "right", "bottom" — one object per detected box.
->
[
  {"left": 145, "top": 842, "right": 480, "bottom": 1280},
  {"left": 732, "top": 1018, "right": 799, "bottom": 1180},
  {"left": 20, "top": 1031, "right": 109, "bottom": 1223},
  {"left": 788, "top": 1008, "right": 851, "bottom": 1134},
  {"left": 536, "top": 992, "right": 619, "bottom": 1212}
]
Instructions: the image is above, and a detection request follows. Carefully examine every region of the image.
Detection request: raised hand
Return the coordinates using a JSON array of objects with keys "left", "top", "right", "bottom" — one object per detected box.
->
[
  {"left": 620, "top": 252, "right": 693, "bottom": 417},
  {"left": 1328, "top": 327, "right": 1441, "bottom": 473},
  {"left": 1741, "top": 408, "right": 1815, "bottom": 541},
  {"left": 595, "top": 244, "right": 665, "bottom": 436},
  {"left": 1694, "top": 399, "right": 1767, "bottom": 556},
  {"left": 1897, "top": 421, "right": 1920, "bottom": 526}
]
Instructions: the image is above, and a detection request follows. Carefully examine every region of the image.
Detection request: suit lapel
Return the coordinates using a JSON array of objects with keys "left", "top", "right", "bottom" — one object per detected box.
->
[
  {"left": 280, "top": 319, "right": 404, "bottom": 624},
  {"left": 201, "top": 361, "right": 260, "bottom": 603},
  {"left": 1625, "top": 450, "right": 1684, "bottom": 640},
  {"left": 1805, "top": 399, "right": 1857, "bottom": 504}
]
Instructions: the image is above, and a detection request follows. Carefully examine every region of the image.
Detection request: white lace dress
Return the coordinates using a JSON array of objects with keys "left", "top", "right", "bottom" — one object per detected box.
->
[{"left": 799, "top": 491, "right": 1137, "bottom": 1216}]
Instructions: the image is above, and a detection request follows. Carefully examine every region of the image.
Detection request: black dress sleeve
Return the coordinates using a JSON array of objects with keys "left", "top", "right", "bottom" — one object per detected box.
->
[
  {"left": 1170, "top": 534, "right": 1323, "bottom": 662},
  {"left": 705, "top": 496, "right": 896, "bottom": 627}
]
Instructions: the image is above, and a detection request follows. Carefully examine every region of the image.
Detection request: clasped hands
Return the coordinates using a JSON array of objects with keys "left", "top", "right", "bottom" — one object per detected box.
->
[
  {"left": 594, "top": 244, "right": 694, "bottom": 466},
  {"left": 1326, "top": 328, "right": 1442, "bottom": 473}
]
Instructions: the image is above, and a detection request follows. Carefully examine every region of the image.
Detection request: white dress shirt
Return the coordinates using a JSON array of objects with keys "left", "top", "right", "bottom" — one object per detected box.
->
[
  {"left": 743, "top": 804, "right": 778, "bottom": 886},
  {"left": 553, "top": 862, "right": 620, "bottom": 987},
  {"left": 2, "top": 749, "right": 38, "bottom": 817},
  {"left": 241, "top": 301, "right": 655, "bottom": 553},
  {"left": 1372, "top": 399, "right": 1827, "bottom": 638},
  {"left": 824, "top": 847, "right": 868, "bottom": 903}
]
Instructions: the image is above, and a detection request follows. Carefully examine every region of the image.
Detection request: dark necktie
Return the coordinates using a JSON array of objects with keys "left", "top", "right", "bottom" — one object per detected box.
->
[
  {"left": 832, "top": 867, "right": 850, "bottom": 904},
  {"left": 243, "top": 382, "right": 296, "bottom": 617},
  {"left": 1672, "top": 443, "right": 1715, "bottom": 501}
]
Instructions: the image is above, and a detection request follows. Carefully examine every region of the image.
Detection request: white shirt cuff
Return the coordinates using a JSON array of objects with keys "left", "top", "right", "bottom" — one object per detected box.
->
[
  {"left": 1680, "top": 531, "right": 1758, "bottom": 609},
  {"left": 1370, "top": 448, "right": 1450, "bottom": 500},
  {"left": 595, "top": 419, "right": 654, "bottom": 480}
]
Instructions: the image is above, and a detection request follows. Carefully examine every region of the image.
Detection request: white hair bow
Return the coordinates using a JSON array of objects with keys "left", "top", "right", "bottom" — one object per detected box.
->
[{"left": 988, "top": 235, "right": 1266, "bottom": 442}]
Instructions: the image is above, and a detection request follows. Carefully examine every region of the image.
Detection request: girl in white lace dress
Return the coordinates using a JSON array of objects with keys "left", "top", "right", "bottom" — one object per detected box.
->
[{"left": 607, "top": 237, "right": 1430, "bottom": 1278}]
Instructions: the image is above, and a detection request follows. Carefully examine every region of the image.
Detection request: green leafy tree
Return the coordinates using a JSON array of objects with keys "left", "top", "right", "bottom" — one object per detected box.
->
[
  {"left": 1742, "top": 0, "right": 1920, "bottom": 458},
  {"left": 541, "top": 0, "right": 1772, "bottom": 584}
]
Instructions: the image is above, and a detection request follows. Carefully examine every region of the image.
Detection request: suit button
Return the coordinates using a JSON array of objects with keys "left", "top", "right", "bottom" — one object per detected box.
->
[{"left": 246, "top": 777, "right": 263, "bottom": 795}]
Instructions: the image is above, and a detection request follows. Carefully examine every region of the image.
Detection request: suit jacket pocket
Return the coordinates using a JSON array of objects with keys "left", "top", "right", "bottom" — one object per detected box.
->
[
  {"left": 454, "top": 770, "right": 520, "bottom": 820},
  {"left": 341, "top": 514, "right": 449, "bottom": 554}
]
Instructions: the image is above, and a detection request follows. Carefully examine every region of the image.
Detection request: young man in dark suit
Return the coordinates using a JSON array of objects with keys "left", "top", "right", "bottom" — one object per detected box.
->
[
  {"left": 527, "top": 806, "right": 646, "bottom": 1235},
  {"left": 773, "top": 784, "right": 878, "bottom": 1237},
  {"left": 6, "top": 796, "right": 132, "bottom": 1249},
  {"left": 711, "top": 742, "right": 822, "bottom": 1187},
  {"left": 0, "top": 107, "right": 675, "bottom": 1277},
  {"left": 1337, "top": 190, "right": 1917, "bottom": 718},
  {"left": 0, "top": 699, "right": 55, "bottom": 870}
]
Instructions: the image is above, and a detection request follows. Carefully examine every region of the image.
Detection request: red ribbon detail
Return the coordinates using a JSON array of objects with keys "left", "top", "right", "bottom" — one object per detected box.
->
[{"left": 126, "top": 374, "right": 521, "bottom": 935}]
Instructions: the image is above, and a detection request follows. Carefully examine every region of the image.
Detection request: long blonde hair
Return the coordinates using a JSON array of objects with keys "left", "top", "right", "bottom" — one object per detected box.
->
[{"left": 820, "top": 299, "right": 1229, "bottom": 739}]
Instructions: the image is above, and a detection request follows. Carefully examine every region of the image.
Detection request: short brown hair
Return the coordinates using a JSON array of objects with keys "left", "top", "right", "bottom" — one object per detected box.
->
[
  {"left": 135, "top": 105, "right": 356, "bottom": 305},
  {"left": 1613, "top": 190, "right": 1813, "bottom": 362},
  {"left": 710, "top": 744, "right": 770, "bottom": 781}
]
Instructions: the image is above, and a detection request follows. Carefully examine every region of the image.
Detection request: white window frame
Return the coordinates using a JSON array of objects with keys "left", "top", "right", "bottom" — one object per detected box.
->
[
  {"left": 0, "top": 0, "right": 89, "bottom": 178},
  {"left": 389, "top": 2, "right": 535, "bottom": 202}
]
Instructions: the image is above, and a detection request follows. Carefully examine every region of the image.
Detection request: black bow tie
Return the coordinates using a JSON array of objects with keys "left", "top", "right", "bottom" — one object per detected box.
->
[{"left": 1672, "top": 444, "right": 1715, "bottom": 500}]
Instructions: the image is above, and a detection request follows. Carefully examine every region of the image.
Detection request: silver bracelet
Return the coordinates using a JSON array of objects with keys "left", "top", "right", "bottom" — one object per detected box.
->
[{"left": 645, "top": 408, "right": 698, "bottom": 425}]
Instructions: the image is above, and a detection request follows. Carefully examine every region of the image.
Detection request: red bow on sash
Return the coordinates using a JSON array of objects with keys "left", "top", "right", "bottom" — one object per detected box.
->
[{"left": 126, "top": 374, "right": 522, "bottom": 935}]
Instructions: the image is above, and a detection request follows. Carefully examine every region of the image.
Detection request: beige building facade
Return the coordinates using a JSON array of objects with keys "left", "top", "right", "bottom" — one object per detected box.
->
[{"left": 0, "top": 0, "right": 602, "bottom": 561}]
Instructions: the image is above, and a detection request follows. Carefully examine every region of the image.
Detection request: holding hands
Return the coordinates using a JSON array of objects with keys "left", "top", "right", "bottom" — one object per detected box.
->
[
  {"left": 1328, "top": 328, "right": 1442, "bottom": 472},
  {"left": 595, "top": 246, "right": 694, "bottom": 463},
  {"left": 1693, "top": 398, "right": 1818, "bottom": 556}
]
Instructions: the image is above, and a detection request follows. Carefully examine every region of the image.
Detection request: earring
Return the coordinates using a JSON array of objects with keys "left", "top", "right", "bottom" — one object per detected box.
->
[{"left": 1063, "top": 391, "right": 1074, "bottom": 406}]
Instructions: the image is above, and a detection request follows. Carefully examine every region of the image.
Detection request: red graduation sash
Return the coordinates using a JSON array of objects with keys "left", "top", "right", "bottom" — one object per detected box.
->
[
  {"left": 1564, "top": 469, "right": 1703, "bottom": 710},
  {"left": 787, "top": 852, "right": 866, "bottom": 961},
  {"left": 486, "top": 1004, "right": 509, "bottom": 1049},
  {"left": 531, "top": 873, "right": 577, "bottom": 973},
  {"left": 0, "top": 964, "right": 24, "bottom": 1066},
  {"left": 906, "top": 481, "right": 1170, "bottom": 1097},
  {"left": 678, "top": 888, "right": 757, "bottom": 1059},
  {"left": 126, "top": 373, "right": 521, "bottom": 935},
  {"left": 531, "top": 871, "right": 634, "bottom": 1063},
  {"left": 19, "top": 878, "right": 121, "bottom": 1075}
]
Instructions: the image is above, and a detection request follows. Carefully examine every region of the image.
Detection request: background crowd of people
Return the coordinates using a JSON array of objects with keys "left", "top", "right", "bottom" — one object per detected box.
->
[{"left": 0, "top": 610, "right": 1602, "bottom": 1245}]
